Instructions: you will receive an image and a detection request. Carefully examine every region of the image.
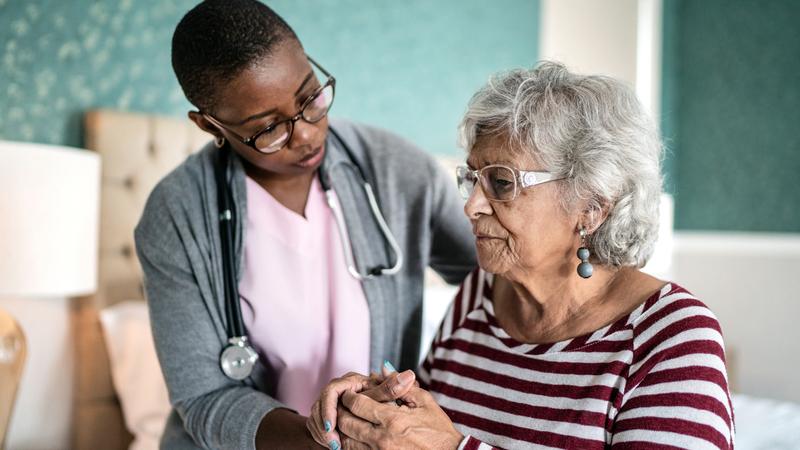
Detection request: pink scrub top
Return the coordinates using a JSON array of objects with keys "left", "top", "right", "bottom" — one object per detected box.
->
[{"left": 238, "top": 175, "right": 370, "bottom": 416}]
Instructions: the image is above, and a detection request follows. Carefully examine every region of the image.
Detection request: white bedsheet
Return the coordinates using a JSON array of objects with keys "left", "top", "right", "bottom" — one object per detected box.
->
[{"left": 733, "top": 393, "right": 800, "bottom": 449}]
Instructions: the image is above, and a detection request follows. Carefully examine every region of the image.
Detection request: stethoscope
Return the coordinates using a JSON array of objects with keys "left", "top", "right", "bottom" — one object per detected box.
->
[{"left": 215, "top": 126, "right": 403, "bottom": 380}]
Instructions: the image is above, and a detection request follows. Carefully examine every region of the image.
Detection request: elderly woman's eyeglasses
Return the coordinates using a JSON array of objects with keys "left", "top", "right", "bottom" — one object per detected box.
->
[
  {"left": 456, "top": 164, "right": 564, "bottom": 202},
  {"left": 202, "top": 56, "right": 335, "bottom": 154}
]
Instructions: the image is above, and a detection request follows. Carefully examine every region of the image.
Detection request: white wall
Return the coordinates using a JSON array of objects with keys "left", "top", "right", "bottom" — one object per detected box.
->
[
  {"left": 672, "top": 232, "right": 800, "bottom": 403},
  {"left": 540, "top": 0, "right": 639, "bottom": 85},
  {"left": 1, "top": 297, "right": 73, "bottom": 449},
  {"left": 539, "top": 0, "right": 662, "bottom": 119}
]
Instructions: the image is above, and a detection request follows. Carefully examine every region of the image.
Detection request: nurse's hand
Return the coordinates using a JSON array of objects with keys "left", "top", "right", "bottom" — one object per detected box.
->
[
  {"left": 336, "top": 387, "right": 463, "bottom": 450},
  {"left": 307, "top": 369, "right": 416, "bottom": 449}
]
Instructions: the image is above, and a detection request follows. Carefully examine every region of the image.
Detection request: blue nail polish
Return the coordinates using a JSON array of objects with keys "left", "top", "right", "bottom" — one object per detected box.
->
[
  {"left": 324, "top": 420, "right": 331, "bottom": 433},
  {"left": 329, "top": 440, "right": 340, "bottom": 450},
  {"left": 383, "top": 360, "right": 397, "bottom": 372}
]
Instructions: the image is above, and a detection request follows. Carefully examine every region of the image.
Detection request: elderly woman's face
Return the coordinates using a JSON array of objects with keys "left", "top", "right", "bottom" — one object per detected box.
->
[{"left": 464, "top": 134, "right": 578, "bottom": 277}]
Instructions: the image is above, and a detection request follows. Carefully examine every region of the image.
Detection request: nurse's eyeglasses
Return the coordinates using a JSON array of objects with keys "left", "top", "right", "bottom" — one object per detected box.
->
[
  {"left": 456, "top": 164, "right": 564, "bottom": 202},
  {"left": 202, "top": 56, "right": 335, "bottom": 154}
]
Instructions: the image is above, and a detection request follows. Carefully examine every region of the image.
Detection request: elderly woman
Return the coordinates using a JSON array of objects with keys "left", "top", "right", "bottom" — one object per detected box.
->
[{"left": 307, "top": 62, "right": 734, "bottom": 450}]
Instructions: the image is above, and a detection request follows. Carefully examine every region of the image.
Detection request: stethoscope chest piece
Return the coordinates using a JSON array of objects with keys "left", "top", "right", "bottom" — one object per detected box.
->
[
  {"left": 213, "top": 128, "right": 403, "bottom": 381},
  {"left": 220, "top": 336, "right": 258, "bottom": 380}
]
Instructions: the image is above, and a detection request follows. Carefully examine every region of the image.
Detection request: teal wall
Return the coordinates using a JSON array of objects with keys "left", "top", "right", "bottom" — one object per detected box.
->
[
  {"left": 0, "top": 0, "right": 539, "bottom": 156},
  {"left": 0, "top": 0, "right": 196, "bottom": 147},
  {"left": 270, "top": 1, "right": 539, "bottom": 156},
  {"left": 661, "top": 0, "right": 800, "bottom": 232}
]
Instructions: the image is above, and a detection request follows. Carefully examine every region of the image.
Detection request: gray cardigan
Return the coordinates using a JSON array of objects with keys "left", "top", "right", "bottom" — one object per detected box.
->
[{"left": 134, "top": 119, "right": 476, "bottom": 449}]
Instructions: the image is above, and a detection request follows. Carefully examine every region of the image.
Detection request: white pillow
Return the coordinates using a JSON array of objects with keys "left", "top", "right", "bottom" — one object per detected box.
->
[
  {"left": 732, "top": 393, "right": 800, "bottom": 449},
  {"left": 421, "top": 281, "right": 459, "bottom": 362},
  {"left": 99, "top": 301, "right": 171, "bottom": 450}
]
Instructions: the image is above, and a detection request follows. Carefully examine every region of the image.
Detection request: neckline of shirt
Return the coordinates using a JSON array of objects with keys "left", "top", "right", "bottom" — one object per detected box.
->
[{"left": 477, "top": 270, "right": 675, "bottom": 356}]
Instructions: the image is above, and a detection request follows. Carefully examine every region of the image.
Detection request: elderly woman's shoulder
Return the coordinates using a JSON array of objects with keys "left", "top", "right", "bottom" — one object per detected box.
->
[{"left": 629, "top": 282, "right": 725, "bottom": 358}]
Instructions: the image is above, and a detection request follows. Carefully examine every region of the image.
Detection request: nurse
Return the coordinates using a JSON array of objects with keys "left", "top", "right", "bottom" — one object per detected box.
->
[{"left": 133, "top": 0, "right": 476, "bottom": 449}]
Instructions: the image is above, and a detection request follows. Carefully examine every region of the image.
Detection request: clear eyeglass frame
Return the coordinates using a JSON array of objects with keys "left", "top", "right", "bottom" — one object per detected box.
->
[{"left": 456, "top": 164, "right": 564, "bottom": 202}]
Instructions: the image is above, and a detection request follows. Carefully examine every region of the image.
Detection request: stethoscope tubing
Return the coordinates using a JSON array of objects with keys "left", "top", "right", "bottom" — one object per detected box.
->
[
  {"left": 325, "top": 126, "right": 403, "bottom": 277},
  {"left": 215, "top": 148, "right": 246, "bottom": 338},
  {"left": 216, "top": 125, "right": 403, "bottom": 380}
]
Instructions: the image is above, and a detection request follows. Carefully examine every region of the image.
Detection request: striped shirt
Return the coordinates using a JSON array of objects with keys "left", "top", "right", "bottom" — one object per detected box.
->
[{"left": 419, "top": 269, "right": 734, "bottom": 449}]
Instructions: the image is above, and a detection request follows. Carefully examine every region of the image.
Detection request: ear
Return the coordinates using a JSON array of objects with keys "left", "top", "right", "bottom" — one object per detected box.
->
[
  {"left": 188, "top": 111, "right": 222, "bottom": 138},
  {"left": 578, "top": 198, "right": 612, "bottom": 235}
]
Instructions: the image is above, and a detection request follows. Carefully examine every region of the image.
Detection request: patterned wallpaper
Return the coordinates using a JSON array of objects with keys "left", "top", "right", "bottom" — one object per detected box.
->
[
  {"left": 0, "top": 0, "right": 196, "bottom": 147},
  {"left": 0, "top": 0, "right": 540, "bottom": 155}
]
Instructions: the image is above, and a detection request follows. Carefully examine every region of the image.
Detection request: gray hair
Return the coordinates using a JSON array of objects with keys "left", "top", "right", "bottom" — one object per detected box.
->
[{"left": 458, "top": 61, "right": 663, "bottom": 268}]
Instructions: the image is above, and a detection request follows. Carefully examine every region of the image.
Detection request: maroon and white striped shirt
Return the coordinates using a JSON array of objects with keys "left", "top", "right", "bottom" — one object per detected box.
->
[{"left": 419, "top": 269, "right": 734, "bottom": 449}]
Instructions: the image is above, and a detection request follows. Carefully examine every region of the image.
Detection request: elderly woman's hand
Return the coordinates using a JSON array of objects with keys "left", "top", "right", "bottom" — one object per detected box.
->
[
  {"left": 306, "top": 369, "right": 417, "bottom": 449},
  {"left": 336, "top": 386, "right": 463, "bottom": 450}
]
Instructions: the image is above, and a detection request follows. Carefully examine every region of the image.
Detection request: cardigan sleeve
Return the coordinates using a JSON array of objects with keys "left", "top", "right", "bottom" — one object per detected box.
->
[
  {"left": 426, "top": 153, "right": 479, "bottom": 285},
  {"left": 135, "top": 178, "right": 285, "bottom": 450}
]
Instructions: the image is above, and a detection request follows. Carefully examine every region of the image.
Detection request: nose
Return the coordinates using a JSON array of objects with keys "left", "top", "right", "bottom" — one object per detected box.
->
[
  {"left": 289, "top": 117, "right": 318, "bottom": 149},
  {"left": 464, "top": 182, "right": 493, "bottom": 220}
]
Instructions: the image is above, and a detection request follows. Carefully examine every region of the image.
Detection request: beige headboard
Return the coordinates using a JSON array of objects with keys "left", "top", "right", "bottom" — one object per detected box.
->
[
  {"left": 72, "top": 109, "right": 210, "bottom": 449},
  {"left": 87, "top": 109, "right": 212, "bottom": 304}
]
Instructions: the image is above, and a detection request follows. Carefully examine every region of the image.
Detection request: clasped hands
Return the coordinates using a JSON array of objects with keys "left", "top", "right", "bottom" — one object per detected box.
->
[{"left": 305, "top": 364, "right": 463, "bottom": 450}]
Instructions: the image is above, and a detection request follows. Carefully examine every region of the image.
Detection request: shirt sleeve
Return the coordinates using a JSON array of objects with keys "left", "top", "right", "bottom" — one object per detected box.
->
[{"left": 611, "top": 297, "right": 734, "bottom": 449}]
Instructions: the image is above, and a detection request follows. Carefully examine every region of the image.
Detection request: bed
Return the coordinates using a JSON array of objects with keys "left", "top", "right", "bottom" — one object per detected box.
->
[
  {"left": 71, "top": 109, "right": 800, "bottom": 450},
  {"left": 72, "top": 109, "right": 210, "bottom": 449}
]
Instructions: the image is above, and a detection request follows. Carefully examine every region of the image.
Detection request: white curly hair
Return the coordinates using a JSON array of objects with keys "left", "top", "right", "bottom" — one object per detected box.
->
[{"left": 458, "top": 61, "right": 663, "bottom": 268}]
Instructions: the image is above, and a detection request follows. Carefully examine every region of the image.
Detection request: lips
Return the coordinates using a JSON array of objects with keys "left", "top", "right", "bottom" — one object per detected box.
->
[
  {"left": 472, "top": 223, "right": 504, "bottom": 240},
  {"left": 295, "top": 145, "right": 325, "bottom": 168},
  {"left": 299, "top": 147, "right": 322, "bottom": 162}
]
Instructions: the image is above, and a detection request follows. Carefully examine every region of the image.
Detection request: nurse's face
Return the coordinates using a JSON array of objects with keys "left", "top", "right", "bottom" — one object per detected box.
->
[{"left": 190, "top": 39, "right": 329, "bottom": 178}]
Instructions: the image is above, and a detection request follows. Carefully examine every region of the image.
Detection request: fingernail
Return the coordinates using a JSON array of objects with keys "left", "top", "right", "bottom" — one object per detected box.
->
[
  {"left": 329, "top": 440, "right": 340, "bottom": 450},
  {"left": 324, "top": 420, "right": 331, "bottom": 433},
  {"left": 397, "top": 370, "right": 414, "bottom": 385},
  {"left": 383, "top": 360, "right": 397, "bottom": 372}
]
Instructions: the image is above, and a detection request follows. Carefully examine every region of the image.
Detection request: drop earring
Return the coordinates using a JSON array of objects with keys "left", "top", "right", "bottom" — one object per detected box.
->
[
  {"left": 576, "top": 228, "right": 593, "bottom": 279},
  {"left": 214, "top": 136, "right": 226, "bottom": 148}
]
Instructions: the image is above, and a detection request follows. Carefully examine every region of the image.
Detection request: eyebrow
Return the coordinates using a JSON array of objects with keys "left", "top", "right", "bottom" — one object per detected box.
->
[
  {"left": 293, "top": 71, "right": 315, "bottom": 96},
  {"left": 232, "top": 70, "right": 316, "bottom": 126},
  {"left": 487, "top": 159, "right": 517, "bottom": 167},
  {"left": 465, "top": 156, "right": 517, "bottom": 169}
]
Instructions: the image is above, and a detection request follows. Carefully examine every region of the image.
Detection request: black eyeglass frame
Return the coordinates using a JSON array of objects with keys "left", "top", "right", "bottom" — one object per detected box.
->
[{"left": 201, "top": 55, "right": 336, "bottom": 154}]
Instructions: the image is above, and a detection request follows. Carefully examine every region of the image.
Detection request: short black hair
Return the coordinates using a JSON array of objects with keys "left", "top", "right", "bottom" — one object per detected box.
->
[{"left": 172, "top": 0, "right": 299, "bottom": 112}]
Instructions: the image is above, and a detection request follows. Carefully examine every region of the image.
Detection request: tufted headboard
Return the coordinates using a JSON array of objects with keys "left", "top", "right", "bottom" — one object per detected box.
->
[
  {"left": 72, "top": 109, "right": 211, "bottom": 449},
  {"left": 86, "top": 110, "right": 211, "bottom": 304}
]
